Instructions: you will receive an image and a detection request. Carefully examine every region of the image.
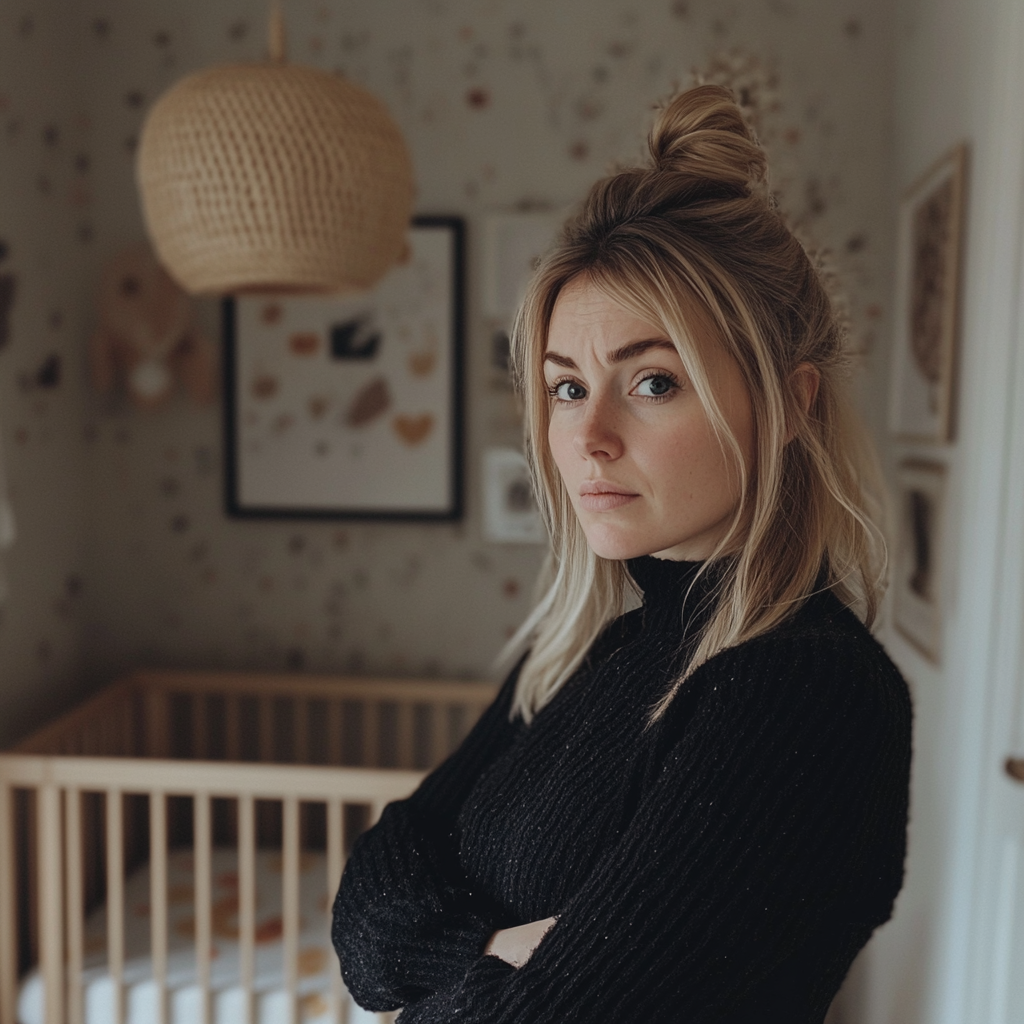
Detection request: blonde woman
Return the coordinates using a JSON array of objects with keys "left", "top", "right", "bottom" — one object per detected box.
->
[{"left": 333, "top": 85, "right": 911, "bottom": 1024}]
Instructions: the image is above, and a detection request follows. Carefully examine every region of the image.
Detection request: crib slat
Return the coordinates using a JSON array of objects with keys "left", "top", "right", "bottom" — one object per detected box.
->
[
  {"left": 122, "top": 693, "right": 133, "bottom": 756},
  {"left": 194, "top": 694, "right": 210, "bottom": 761},
  {"left": 39, "top": 784, "right": 64, "bottom": 1024},
  {"left": 328, "top": 701, "right": 342, "bottom": 765},
  {"left": 194, "top": 792, "right": 213, "bottom": 1024},
  {"left": 397, "top": 703, "right": 414, "bottom": 769},
  {"left": 364, "top": 702, "right": 380, "bottom": 767},
  {"left": 259, "top": 696, "right": 274, "bottom": 763},
  {"left": 283, "top": 797, "right": 300, "bottom": 1024},
  {"left": 106, "top": 789, "right": 125, "bottom": 1024},
  {"left": 294, "top": 699, "right": 308, "bottom": 764},
  {"left": 238, "top": 795, "right": 256, "bottom": 1024},
  {"left": 225, "top": 694, "right": 241, "bottom": 761},
  {"left": 417, "top": 704, "right": 434, "bottom": 770},
  {"left": 144, "top": 687, "right": 171, "bottom": 757},
  {"left": 327, "top": 800, "right": 345, "bottom": 1024},
  {"left": 25, "top": 793, "right": 38, "bottom": 1008},
  {"left": 65, "top": 789, "right": 84, "bottom": 1024},
  {"left": 150, "top": 792, "right": 169, "bottom": 1024},
  {"left": 0, "top": 783, "right": 15, "bottom": 1024}
]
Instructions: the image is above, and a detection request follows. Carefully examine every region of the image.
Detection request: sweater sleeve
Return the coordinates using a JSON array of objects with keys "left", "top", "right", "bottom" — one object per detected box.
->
[
  {"left": 434, "top": 633, "right": 912, "bottom": 1024},
  {"left": 332, "top": 667, "right": 522, "bottom": 1011}
]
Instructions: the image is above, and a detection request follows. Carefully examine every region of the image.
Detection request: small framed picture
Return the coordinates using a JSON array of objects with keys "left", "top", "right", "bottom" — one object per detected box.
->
[
  {"left": 224, "top": 216, "right": 464, "bottom": 520},
  {"left": 481, "top": 212, "right": 562, "bottom": 322},
  {"left": 888, "top": 144, "right": 967, "bottom": 442},
  {"left": 482, "top": 448, "right": 547, "bottom": 544},
  {"left": 892, "top": 460, "right": 947, "bottom": 662}
]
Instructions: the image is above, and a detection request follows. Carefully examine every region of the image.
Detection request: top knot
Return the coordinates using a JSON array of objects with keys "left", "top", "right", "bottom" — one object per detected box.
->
[{"left": 648, "top": 84, "right": 768, "bottom": 193}]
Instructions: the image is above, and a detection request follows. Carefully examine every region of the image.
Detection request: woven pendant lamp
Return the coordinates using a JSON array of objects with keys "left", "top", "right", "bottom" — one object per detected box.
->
[{"left": 136, "top": 4, "right": 415, "bottom": 295}]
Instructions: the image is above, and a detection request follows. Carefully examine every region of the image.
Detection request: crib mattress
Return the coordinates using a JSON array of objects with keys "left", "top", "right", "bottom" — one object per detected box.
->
[{"left": 17, "top": 847, "right": 379, "bottom": 1024}]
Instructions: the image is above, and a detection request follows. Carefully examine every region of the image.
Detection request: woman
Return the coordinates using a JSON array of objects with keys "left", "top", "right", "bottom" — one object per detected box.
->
[{"left": 333, "top": 84, "right": 912, "bottom": 1023}]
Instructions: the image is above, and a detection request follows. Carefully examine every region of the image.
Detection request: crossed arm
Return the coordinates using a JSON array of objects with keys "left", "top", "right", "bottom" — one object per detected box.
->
[{"left": 333, "top": 637, "right": 908, "bottom": 1022}]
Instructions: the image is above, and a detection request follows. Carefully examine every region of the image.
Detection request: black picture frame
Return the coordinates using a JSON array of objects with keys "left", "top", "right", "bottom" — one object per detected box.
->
[{"left": 223, "top": 215, "right": 465, "bottom": 521}]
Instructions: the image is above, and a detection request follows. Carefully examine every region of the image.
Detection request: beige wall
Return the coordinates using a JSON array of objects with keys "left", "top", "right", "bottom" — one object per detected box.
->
[
  {"left": 1, "top": 1, "right": 898, "bottom": 741},
  {"left": 0, "top": 2, "right": 90, "bottom": 747}
]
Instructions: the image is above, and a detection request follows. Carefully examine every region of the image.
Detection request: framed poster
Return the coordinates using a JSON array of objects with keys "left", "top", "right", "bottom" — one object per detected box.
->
[
  {"left": 224, "top": 216, "right": 464, "bottom": 520},
  {"left": 888, "top": 144, "right": 967, "bottom": 442},
  {"left": 892, "top": 459, "right": 947, "bottom": 663}
]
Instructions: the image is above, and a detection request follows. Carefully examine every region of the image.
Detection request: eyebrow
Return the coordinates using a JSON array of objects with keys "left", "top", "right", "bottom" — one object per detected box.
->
[{"left": 543, "top": 338, "right": 677, "bottom": 370}]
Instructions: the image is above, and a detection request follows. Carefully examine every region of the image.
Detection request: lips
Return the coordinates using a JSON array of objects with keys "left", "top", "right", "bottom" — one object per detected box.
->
[{"left": 578, "top": 481, "right": 639, "bottom": 512}]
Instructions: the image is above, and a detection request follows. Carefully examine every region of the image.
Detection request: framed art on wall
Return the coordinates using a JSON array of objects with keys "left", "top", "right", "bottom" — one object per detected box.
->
[
  {"left": 224, "top": 216, "right": 464, "bottom": 520},
  {"left": 888, "top": 143, "right": 967, "bottom": 442},
  {"left": 481, "top": 447, "right": 547, "bottom": 545},
  {"left": 892, "top": 459, "right": 947, "bottom": 663}
]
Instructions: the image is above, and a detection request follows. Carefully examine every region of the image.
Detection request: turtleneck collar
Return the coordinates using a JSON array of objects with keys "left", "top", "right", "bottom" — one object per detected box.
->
[{"left": 625, "top": 555, "right": 721, "bottom": 635}]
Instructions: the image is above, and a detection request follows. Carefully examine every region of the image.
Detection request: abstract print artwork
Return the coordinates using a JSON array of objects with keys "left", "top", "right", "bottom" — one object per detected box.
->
[
  {"left": 482, "top": 447, "right": 546, "bottom": 544},
  {"left": 225, "top": 217, "right": 464, "bottom": 520},
  {"left": 893, "top": 459, "right": 947, "bottom": 662},
  {"left": 888, "top": 144, "right": 967, "bottom": 442}
]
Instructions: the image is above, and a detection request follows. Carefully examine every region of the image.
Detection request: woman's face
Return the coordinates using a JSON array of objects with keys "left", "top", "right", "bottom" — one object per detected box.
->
[{"left": 544, "top": 277, "right": 755, "bottom": 562}]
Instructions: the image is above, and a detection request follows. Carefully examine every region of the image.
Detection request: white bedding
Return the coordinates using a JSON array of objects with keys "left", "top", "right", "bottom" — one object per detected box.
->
[{"left": 17, "top": 847, "right": 380, "bottom": 1024}]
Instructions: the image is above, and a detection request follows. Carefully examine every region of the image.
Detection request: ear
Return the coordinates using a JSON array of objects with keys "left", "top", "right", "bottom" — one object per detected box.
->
[{"left": 787, "top": 362, "right": 820, "bottom": 441}]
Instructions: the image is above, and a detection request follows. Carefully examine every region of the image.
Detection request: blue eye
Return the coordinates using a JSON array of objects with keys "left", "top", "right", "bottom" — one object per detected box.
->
[
  {"left": 553, "top": 380, "right": 586, "bottom": 401},
  {"left": 635, "top": 374, "right": 677, "bottom": 398}
]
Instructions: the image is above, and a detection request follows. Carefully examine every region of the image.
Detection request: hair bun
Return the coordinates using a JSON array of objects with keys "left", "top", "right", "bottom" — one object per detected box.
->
[{"left": 648, "top": 84, "right": 768, "bottom": 192}]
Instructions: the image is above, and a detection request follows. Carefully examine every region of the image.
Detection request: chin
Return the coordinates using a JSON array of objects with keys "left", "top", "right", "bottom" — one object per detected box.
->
[{"left": 581, "top": 524, "right": 661, "bottom": 562}]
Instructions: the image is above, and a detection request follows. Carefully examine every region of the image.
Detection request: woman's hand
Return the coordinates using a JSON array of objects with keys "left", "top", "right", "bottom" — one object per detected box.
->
[{"left": 484, "top": 917, "right": 558, "bottom": 968}]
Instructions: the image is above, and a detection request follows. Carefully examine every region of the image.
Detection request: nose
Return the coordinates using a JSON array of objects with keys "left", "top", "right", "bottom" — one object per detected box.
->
[{"left": 572, "top": 392, "right": 623, "bottom": 462}]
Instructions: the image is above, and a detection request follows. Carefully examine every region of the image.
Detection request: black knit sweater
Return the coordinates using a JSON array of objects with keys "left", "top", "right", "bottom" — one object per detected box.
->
[{"left": 332, "top": 556, "right": 912, "bottom": 1023}]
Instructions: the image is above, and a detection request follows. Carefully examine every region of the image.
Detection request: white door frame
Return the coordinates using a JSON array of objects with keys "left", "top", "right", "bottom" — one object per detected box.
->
[{"left": 943, "top": 1, "right": 1024, "bottom": 1019}]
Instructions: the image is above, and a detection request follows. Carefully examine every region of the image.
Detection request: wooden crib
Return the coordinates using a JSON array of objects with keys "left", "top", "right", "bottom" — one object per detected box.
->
[{"left": 0, "top": 669, "right": 497, "bottom": 1024}]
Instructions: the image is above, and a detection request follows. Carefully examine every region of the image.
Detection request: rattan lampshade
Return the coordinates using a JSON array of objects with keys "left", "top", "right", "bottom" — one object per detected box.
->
[{"left": 136, "top": 13, "right": 415, "bottom": 295}]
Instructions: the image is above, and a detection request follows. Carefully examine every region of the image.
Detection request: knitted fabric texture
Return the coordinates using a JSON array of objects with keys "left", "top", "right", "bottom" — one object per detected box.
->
[{"left": 333, "top": 556, "right": 912, "bottom": 1023}]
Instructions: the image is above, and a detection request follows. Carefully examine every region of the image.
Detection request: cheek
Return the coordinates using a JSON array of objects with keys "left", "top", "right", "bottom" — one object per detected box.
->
[{"left": 632, "top": 414, "right": 722, "bottom": 484}]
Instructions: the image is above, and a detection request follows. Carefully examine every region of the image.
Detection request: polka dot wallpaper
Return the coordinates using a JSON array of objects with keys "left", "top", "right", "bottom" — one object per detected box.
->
[{"left": 0, "top": 0, "right": 897, "bottom": 745}]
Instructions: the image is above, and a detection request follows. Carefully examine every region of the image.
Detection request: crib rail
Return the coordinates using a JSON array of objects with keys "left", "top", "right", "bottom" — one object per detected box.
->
[
  {"left": 0, "top": 754, "right": 423, "bottom": 1024},
  {"left": 1, "top": 671, "right": 496, "bottom": 1024},
  {"left": 15, "top": 670, "right": 496, "bottom": 770}
]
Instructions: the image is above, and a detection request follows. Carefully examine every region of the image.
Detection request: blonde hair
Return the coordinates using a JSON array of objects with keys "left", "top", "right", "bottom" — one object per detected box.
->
[{"left": 504, "top": 84, "right": 886, "bottom": 723}]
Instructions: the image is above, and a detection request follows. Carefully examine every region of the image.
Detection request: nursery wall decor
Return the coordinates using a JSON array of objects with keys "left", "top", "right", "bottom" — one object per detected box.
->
[
  {"left": 893, "top": 459, "right": 948, "bottom": 662},
  {"left": 90, "top": 243, "right": 216, "bottom": 408},
  {"left": 136, "top": 3, "right": 415, "bottom": 295},
  {"left": 889, "top": 144, "right": 967, "bottom": 442},
  {"left": 482, "top": 448, "right": 546, "bottom": 544},
  {"left": 481, "top": 212, "right": 563, "bottom": 322},
  {"left": 225, "top": 217, "right": 464, "bottom": 520}
]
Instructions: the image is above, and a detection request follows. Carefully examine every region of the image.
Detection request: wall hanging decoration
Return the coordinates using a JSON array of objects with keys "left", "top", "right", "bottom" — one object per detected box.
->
[
  {"left": 224, "top": 216, "right": 463, "bottom": 520},
  {"left": 888, "top": 144, "right": 967, "bottom": 442},
  {"left": 90, "top": 243, "right": 216, "bottom": 408},
  {"left": 892, "top": 459, "right": 947, "bottom": 662},
  {"left": 481, "top": 212, "right": 562, "bottom": 323},
  {"left": 481, "top": 212, "right": 561, "bottom": 391},
  {"left": 136, "top": 2, "right": 415, "bottom": 296},
  {"left": 482, "top": 448, "right": 547, "bottom": 544}
]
